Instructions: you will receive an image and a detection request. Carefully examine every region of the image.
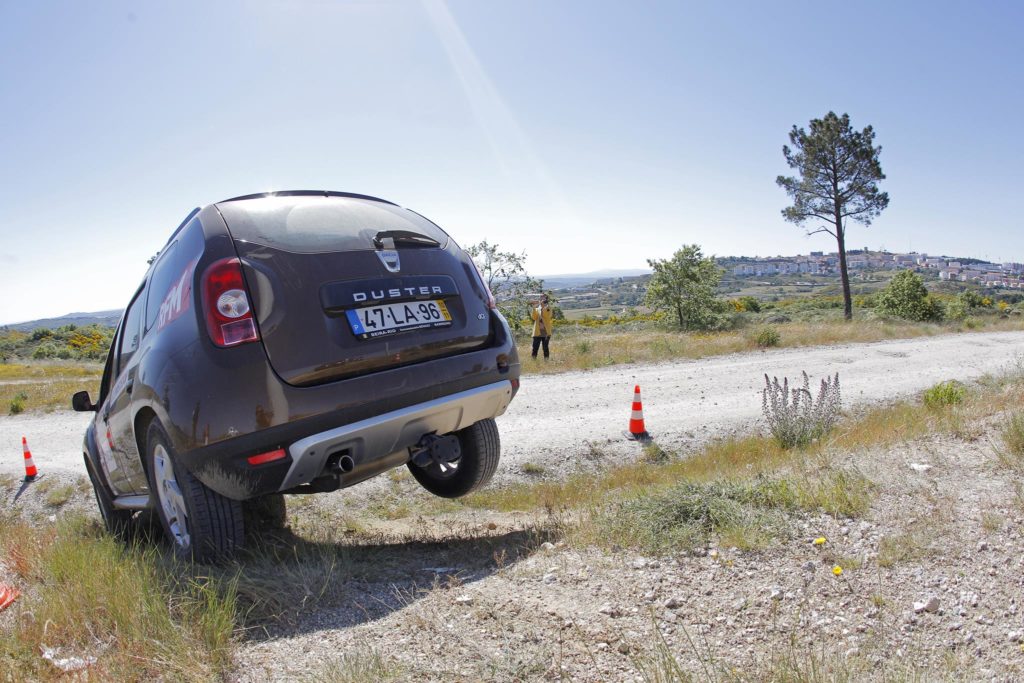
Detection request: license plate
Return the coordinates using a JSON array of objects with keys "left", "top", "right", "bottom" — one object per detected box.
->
[{"left": 346, "top": 300, "right": 453, "bottom": 339}]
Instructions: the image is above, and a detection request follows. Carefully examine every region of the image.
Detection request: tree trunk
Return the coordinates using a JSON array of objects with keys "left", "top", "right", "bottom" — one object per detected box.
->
[
  {"left": 835, "top": 212, "right": 853, "bottom": 321},
  {"left": 676, "top": 303, "right": 684, "bottom": 329}
]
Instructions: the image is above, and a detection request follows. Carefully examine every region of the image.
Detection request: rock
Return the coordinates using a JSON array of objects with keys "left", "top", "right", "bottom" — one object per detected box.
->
[
  {"left": 909, "top": 463, "right": 932, "bottom": 473},
  {"left": 913, "top": 596, "right": 940, "bottom": 614},
  {"left": 642, "top": 591, "right": 657, "bottom": 603},
  {"left": 455, "top": 595, "right": 473, "bottom": 605},
  {"left": 664, "top": 597, "right": 683, "bottom": 609},
  {"left": 1009, "top": 631, "right": 1024, "bottom": 643},
  {"left": 542, "top": 573, "right": 558, "bottom": 585},
  {"left": 599, "top": 603, "right": 620, "bottom": 617},
  {"left": 597, "top": 642, "right": 609, "bottom": 652},
  {"left": 617, "top": 642, "right": 630, "bottom": 655},
  {"left": 541, "top": 542, "right": 556, "bottom": 552},
  {"left": 631, "top": 558, "right": 648, "bottom": 570},
  {"left": 960, "top": 591, "right": 980, "bottom": 608},
  {"left": 802, "top": 561, "right": 816, "bottom": 572},
  {"left": 486, "top": 521, "right": 497, "bottom": 530},
  {"left": 977, "top": 541, "right": 988, "bottom": 551},
  {"left": 769, "top": 588, "right": 783, "bottom": 601}
]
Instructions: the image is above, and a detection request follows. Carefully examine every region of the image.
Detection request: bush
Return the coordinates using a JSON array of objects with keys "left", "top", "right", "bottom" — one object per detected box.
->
[
  {"left": 762, "top": 372, "right": 841, "bottom": 449},
  {"left": 738, "top": 296, "right": 761, "bottom": 313},
  {"left": 876, "top": 271, "right": 943, "bottom": 322},
  {"left": 922, "top": 380, "right": 966, "bottom": 408},
  {"left": 944, "top": 296, "right": 968, "bottom": 321},
  {"left": 755, "top": 326, "right": 780, "bottom": 348},
  {"left": 9, "top": 391, "right": 27, "bottom": 415}
]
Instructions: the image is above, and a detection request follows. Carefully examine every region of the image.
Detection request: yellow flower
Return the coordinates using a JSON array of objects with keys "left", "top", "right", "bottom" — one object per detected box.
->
[
  {"left": 813, "top": 537, "right": 827, "bottom": 546},
  {"left": 832, "top": 565, "right": 843, "bottom": 576}
]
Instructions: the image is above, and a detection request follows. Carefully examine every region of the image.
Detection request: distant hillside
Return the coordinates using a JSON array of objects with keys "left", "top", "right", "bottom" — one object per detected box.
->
[
  {"left": 540, "top": 268, "right": 651, "bottom": 289},
  {"left": 3, "top": 310, "right": 122, "bottom": 332}
]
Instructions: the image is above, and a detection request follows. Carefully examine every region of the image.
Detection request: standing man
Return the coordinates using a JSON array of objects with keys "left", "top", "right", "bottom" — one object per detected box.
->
[{"left": 530, "top": 294, "right": 553, "bottom": 359}]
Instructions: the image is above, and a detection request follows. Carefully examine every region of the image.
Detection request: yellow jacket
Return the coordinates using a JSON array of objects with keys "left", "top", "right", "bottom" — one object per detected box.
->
[{"left": 531, "top": 304, "right": 553, "bottom": 338}]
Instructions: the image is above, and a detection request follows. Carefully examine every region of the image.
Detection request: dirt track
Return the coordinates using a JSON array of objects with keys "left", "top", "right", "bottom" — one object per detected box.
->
[{"left": 2, "top": 330, "right": 1023, "bottom": 482}]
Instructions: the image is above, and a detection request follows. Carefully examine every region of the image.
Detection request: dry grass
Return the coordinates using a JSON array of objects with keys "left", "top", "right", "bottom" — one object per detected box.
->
[
  {"left": 996, "top": 412, "right": 1024, "bottom": 471},
  {"left": 0, "top": 362, "right": 102, "bottom": 413},
  {"left": 0, "top": 514, "right": 237, "bottom": 681},
  {"left": 518, "top": 317, "right": 1024, "bottom": 375}
]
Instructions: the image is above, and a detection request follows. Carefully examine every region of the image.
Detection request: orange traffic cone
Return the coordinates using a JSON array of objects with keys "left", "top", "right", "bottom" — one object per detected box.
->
[
  {"left": 0, "top": 584, "right": 20, "bottom": 612},
  {"left": 22, "top": 437, "right": 38, "bottom": 482},
  {"left": 626, "top": 385, "right": 651, "bottom": 442}
]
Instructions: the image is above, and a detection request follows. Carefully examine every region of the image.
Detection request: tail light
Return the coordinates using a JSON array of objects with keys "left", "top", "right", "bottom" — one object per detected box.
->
[
  {"left": 469, "top": 258, "right": 497, "bottom": 310},
  {"left": 201, "top": 257, "right": 260, "bottom": 347}
]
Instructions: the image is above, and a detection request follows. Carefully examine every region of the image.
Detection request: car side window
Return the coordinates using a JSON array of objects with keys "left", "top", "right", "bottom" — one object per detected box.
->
[{"left": 117, "top": 291, "right": 144, "bottom": 375}]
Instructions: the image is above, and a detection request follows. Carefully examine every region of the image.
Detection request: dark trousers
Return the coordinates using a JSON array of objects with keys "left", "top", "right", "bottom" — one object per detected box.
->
[{"left": 531, "top": 336, "right": 550, "bottom": 358}]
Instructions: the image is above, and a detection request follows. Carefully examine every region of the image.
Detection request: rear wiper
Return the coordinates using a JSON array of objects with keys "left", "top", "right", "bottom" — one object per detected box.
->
[{"left": 373, "top": 230, "right": 440, "bottom": 249}]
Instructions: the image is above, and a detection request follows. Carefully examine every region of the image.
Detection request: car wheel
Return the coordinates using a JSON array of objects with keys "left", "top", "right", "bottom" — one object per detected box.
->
[
  {"left": 83, "top": 454, "right": 134, "bottom": 538},
  {"left": 407, "top": 418, "right": 500, "bottom": 498},
  {"left": 243, "top": 493, "right": 287, "bottom": 534},
  {"left": 145, "top": 421, "right": 244, "bottom": 562}
]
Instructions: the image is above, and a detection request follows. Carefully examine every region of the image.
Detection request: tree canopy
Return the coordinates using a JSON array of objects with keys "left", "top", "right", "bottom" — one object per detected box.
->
[
  {"left": 875, "top": 270, "right": 943, "bottom": 322},
  {"left": 777, "top": 111, "right": 889, "bottom": 320},
  {"left": 465, "top": 240, "right": 545, "bottom": 330},
  {"left": 644, "top": 245, "right": 723, "bottom": 330}
]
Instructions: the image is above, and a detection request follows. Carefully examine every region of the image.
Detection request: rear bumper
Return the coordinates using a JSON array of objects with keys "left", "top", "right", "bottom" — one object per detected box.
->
[
  {"left": 281, "top": 380, "right": 513, "bottom": 490},
  {"left": 175, "top": 375, "right": 516, "bottom": 499}
]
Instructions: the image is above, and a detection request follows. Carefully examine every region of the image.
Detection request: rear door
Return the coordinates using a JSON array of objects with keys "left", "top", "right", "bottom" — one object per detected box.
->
[
  {"left": 216, "top": 195, "right": 493, "bottom": 386},
  {"left": 101, "top": 288, "right": 145, "bottom": 494}
]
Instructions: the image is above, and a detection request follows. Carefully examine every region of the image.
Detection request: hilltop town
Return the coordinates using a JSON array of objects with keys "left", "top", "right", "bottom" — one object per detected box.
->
[
  {"left": 726, "top": 251, "right": 1024, "bottom": 287},
  {"left": 550, "top": 251, "right": 1024, "bottom": 319}
]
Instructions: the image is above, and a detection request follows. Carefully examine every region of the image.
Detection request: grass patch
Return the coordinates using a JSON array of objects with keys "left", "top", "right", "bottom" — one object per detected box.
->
[
  {"left": 310, "top": 649, "right": 403, "bottom": 682},
  {"left": 922, "top": 380, "right": 966, "bottom": 408},
  {"left": 997, "top": 412, "right": 1024, "bottom": 470},
  {"left": 36, "top": 478, "right": 76, "bottom": 507},
  {"left": 517, "top": 317, "right": 1024, "bottom": 376},
  {"left": 0, "top": 515, "right": 237, "bottom": 681},
  {"left": 877, "top": 530, "right": 934, "bottom": 568},
  {"left": 0, "top": 362, "right": 103, "bottom": 413},
  {"left": 521, "top": 461, "right": 546, "bottom": 475}
]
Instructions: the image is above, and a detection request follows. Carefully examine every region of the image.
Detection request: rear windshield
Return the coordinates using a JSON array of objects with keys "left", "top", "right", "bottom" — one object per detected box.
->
[{"left": 216, "top": 195, "right": 449, "bottom": 253}]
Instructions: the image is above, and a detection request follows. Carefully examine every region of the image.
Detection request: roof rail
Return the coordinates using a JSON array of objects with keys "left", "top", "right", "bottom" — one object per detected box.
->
[{"left": 216, "top": 190, "right": 398, "bottom": 207}]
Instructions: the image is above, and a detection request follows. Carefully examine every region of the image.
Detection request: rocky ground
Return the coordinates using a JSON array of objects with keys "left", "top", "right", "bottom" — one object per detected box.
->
[{"left": 224, "top": 415, "right": 1024, "bottom": 682}]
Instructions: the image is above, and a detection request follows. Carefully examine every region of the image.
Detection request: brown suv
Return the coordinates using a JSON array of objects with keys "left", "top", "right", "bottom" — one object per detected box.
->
[{"left": 73, "top": 191, "right": 520, "bottom": 561}]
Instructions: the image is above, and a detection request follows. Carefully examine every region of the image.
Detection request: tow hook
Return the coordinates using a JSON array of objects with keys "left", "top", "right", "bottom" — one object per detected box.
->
[{"left": 410, "top": 433, "right": 461, "bottom": 468}]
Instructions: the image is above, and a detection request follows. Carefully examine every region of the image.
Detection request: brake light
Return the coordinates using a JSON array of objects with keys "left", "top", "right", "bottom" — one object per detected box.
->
[
  {"left": 469, "top": 258, "right": 497, "bottom": 310},
  {"left": 201, "top": 257, "right": 260, "bottom": 347}
]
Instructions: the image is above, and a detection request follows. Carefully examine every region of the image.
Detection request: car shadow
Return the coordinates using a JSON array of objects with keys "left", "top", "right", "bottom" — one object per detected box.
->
[{"left": 132, "top": 514, "right": 559, "bottom": 642}]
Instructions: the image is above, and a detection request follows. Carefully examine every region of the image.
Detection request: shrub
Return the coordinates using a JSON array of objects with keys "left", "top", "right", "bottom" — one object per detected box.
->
[
  {"left": 876, "top": 270, "right": 943, "bottom": 322},
  {"left": 944, "top": 296, "right": 968, "bottom": 321},
  {"left": 922, "top": 380, "right": 966, "bottom": 408},
  {"left": 9, "top": 391, "right": 27, "bottom": 415},
  {"left": 755, "top": 326, "right": 780, "bottom": 348},
  {"left": 738, "top": 296, "right": 761, "bottom": 313},
  {"left": 762, "top": 372, "right": 841, "bottom": 449}
]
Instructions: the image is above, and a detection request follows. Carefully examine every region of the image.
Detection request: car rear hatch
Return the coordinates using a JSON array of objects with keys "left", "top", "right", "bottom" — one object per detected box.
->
[{"left": 215, "top": 194, "right": 494, "bottom": 387}]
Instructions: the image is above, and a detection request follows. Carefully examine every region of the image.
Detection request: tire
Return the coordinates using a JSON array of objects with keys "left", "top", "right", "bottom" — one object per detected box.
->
[
  {"left": 242, "top": 493, "right": 287, "bottom": 534},
  {"left": 145, "top": 421, "right": 244, "bottom": 562},
  {"left": 83, "top": 454, "right": 134, "bottom": 539},
  {"left": 407, "top": 418, "right": 501, "bottom": 498}
]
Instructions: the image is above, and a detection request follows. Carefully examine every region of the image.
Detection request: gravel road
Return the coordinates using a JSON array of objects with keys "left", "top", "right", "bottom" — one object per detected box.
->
[{"left": 3, "top": 330, "right": 1023, "bottom": 482}]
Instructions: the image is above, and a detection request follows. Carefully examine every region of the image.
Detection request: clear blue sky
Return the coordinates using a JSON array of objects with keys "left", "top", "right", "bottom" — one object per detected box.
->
[{"left": 2, "top": 0, "right": 1022, "bottom": 324}]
